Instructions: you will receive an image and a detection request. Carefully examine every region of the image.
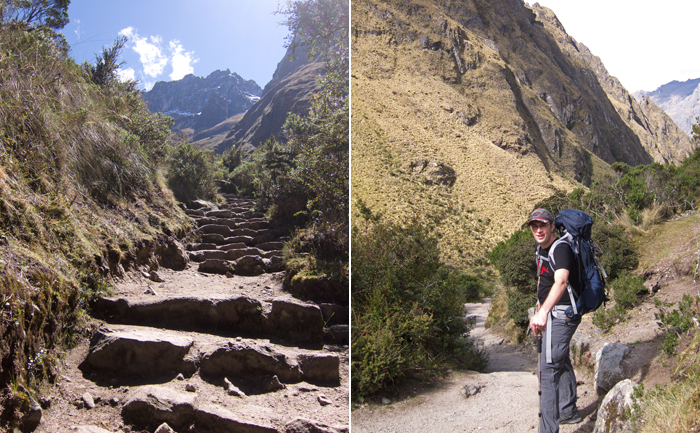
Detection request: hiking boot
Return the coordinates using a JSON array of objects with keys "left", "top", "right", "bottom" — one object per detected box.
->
[{"left": 559, "top": 411, "right": 582, "bottom": 425}]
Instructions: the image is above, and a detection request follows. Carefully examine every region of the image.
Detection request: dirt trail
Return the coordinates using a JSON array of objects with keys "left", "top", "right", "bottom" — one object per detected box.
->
[
  {"left": 32, "top": 195, "right": 349, "bottom": 433},
  {"left": 351, "top": 301, "right": 610, "bottom": 433}
]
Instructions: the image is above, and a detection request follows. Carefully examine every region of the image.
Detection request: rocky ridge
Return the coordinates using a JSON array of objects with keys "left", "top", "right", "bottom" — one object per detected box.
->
[
  {"left": 636, "top": 77, "right": 700, "bottom": 137},
  {"left": 144, "top": 70, "right": 262, "bottom": 136},
  {"left": 215, "top": 46, "right": 324, "bottom": 155},
  {"left": 35, "top": 194, "right": 348, "bottom": 433}
]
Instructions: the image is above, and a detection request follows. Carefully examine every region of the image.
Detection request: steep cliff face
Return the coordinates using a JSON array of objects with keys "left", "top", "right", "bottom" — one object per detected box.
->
[
  {"left": 215, "top": 47, "right": 323, "bottom": 154},
  {"left": 532, "top": 3, "right": 694, "bottom": 164},
  {"left": 144, "top": 69, "right": 261, "bottom": 134},
  {"left": 351, "top": 0, "right": 695, "bottom": 267},
  {"left": 636, "top": 78, "right": 700, "bottom": 137}
]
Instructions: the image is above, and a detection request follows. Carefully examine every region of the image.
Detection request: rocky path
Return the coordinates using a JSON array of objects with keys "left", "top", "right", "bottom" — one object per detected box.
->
[
  {"left": 351, "top": 301, "right": 595, "bottom": 433},
  {"left": 36, "top": 194, "right": 349, "bottom": 433}
]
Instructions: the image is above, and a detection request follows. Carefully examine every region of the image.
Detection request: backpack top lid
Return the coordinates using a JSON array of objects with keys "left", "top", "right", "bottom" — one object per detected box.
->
[{"left": 554, "top": 209, "right": 593, "bottom": 239}]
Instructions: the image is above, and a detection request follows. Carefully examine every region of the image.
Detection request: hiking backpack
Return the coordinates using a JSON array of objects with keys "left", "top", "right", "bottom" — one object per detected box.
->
[{"left": 536, "top": 209, "right": 608, "bottom": 318}]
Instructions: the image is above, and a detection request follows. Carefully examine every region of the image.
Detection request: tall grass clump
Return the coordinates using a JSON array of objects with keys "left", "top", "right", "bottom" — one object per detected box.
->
[
  {"left": 0, "top": 21, "right": 190, "bottom": 427},
  {"left": 352, "top": 205, "right": 488, "bottom": 400}
]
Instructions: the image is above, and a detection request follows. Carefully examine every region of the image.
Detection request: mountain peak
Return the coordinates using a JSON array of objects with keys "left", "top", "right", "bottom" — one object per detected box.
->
[{"left": 144, "top": 69, "right": 262, "bottom": 133}]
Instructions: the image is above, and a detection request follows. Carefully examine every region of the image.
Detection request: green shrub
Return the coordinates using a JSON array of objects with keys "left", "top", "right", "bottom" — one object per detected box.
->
[
  {"left": 655, "top": 295, "right": 699, "bottom": 355},
  {"left": 488, "top": 229, "right": 537, "bottom": 294},
  {"left": 593, "top": 224, "right": 639, "bottom": 280},
  {"left": 593, "top": 273, "right": 646, "bottom": 331},
  {"left": 167, "top": 140, "right": 218, "bottom": 203},
  {"left": 352, "top": 217, "right": 487, "bottom": 399},
  {"left": 227, "top": 161, "right": 257, "bottom": 195}
]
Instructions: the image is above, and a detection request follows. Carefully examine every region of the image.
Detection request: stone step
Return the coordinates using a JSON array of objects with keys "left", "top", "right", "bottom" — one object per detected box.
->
[
  {"left": 83, "top": 325, "right": 338, "bottom": 386},
  {"left": 185, "top": 209, "right": 205, "bottom": 217},
  {"left": 256, "top": 241, "right": 285, "bottom": 251},
  {"left": 205, "top": 209, "right": 233, "bottom": 219},
  {"left": 120, "top": 386, "right": 346, "bottom": 433},
  {"left": 236, "top": 221, "right": 269, "bottom": 230},
  {"left": 189, "top": 248, "right": 273, "bottom": 263},
  {"left": 195, "top": 217, "right": 238, "bottom": 229},
  {"left": 197, "top": 256, "right": 284, "bottom": 275},
  {"left": 187, "top": 242, "right": 218, "bottom": 251},
  {"left": 189, "top": 249, "right": 230, "bottom": 262},
  {"left": 230, "top": 228, "right": 272, "bottom": 237},
  {"left": 200, "top": 224, "right": 234, "bottom": 237},
  {"left": 91, "top": 296, "right": 321, "bottom": 344}
]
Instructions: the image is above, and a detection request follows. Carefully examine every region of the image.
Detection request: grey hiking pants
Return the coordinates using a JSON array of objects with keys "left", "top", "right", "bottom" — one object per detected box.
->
[{"left": 540, "top": 311, "right": 580, "bottom": 433}]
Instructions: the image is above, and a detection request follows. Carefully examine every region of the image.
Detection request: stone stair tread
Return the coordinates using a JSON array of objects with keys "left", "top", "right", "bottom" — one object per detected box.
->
[
  {"left": 92, "top": 291, "right": 325, "bottom": 343},
  {"left": 83, "top": 324, "right": 340, "bottom": 385}
]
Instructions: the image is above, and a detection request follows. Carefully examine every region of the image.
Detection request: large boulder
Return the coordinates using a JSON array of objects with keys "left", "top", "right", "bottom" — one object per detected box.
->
[
  {"left": 595, "top": 343, "right": 629, "bottom": 392},
  {"left": 198, "top": 342, "right": 303, "bottom": 384},
  {"left": 83, "top": 327, "right": 196, "bottom": 381},
  {"left": 269, "top": 299, "right": 324, "bottom": 344},
  {"left": 122, "top": 386, "right": 196, "bottom": 432},
  {"left": 592, "top": 379, "right": 637, "bottom": 433},
  {"left": 156, "top": 239, "right": 189, "bottom": 271},
  {"left": 234, "top": 255, "right": 265, "bottom": 276}
]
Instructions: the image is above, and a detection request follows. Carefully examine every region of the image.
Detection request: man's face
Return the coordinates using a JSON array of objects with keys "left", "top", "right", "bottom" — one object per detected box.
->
[{"left": 529, "top": 221, "right": 555, "bottom": 247}]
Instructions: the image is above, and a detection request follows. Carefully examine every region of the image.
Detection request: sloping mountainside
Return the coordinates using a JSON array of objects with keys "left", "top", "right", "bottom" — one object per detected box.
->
[
  {"left": 215, "top": 46, "right": 324, "bottom": 155},
  {"left": 351, "top": 0, "right": 696, "bottom": 267},
  {"left": 144, "top": 69, "right": 261, "bottom": 137},
  {"left": 636, "top": 77, "right": 700, "bottom": 135}
]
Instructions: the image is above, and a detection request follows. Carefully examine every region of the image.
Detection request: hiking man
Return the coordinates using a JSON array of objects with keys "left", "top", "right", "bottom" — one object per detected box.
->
[{"left": 528, "top": 208, "right": 582, "bottom": 431}]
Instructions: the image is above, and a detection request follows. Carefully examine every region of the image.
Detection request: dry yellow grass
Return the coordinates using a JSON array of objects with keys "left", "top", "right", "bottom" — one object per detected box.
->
[{"left": 351, "top": 0, "right": 585, "bottom": 266}]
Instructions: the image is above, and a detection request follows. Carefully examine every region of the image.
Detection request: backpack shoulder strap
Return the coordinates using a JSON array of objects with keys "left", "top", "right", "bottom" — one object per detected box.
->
[
  {"left": 548, "top": 233, "right": 572, "bottom": 268},
  {"left": 536, "top": 244, "right": 546, "bottom": 276},
  {"left": 548, "top": 232, "right": 578, "bottom": 314}
]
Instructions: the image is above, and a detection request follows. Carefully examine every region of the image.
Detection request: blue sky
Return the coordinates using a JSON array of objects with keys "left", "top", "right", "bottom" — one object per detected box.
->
[
  {"left": 534, "top": 0, "right": 700, "bottom": 93},
  {"left": 61, "top": 0, "right": 291, "bottom": 91}
]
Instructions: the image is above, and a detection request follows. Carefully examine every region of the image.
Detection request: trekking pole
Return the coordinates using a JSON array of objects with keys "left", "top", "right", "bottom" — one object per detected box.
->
[{"left": 535, "top": 331, "right": 542, "bottom": 433}]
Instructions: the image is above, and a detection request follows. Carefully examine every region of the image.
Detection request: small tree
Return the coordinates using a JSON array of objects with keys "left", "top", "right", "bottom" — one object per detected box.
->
[
  {"left": 84, "top": 36, "right": 128, "bottom": 88},
  {"left": 167, "top": 140, "right": 218, "bottom": 203},
  {"left": 0, "top": 0, "right": 70, "bottom": 29}
]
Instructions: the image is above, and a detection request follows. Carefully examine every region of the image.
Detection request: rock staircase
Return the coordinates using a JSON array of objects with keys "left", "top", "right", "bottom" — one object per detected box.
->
[
  {"left": 57, "top": 195, "right": 348, "bottom": 433},
  {"left": 185, "top": 194, "right": 285, "bottom": 277}
]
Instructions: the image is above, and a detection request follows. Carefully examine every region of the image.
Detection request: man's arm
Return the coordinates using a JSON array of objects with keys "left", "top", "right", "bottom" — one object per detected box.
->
[{"left": 529, "top": 268, "right": 569, "bottom": 335}]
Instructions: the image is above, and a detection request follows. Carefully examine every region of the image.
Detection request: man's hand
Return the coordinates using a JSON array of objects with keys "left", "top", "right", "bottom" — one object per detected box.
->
[{"left": 529, "top": 307, "right": 548, "bottom": 336}]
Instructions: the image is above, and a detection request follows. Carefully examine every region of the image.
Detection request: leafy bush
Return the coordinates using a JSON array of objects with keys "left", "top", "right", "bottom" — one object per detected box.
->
[
  {"left": 167, "top": 140, "right": 218, "bottom": 203},
  {"left": 488, "top": 229, "right": 537, "bottom": 294},
  {"left": 593, "top": 224, "right": 639, "bottom": 280},
  {"left": 593, "top": 273, "right": 646, "bottom": 331},
  {"left": 655, "top": 295, "right": 699, "bottom": 355},
  {"left": 352, "top": 216, "right": 487, "bottom": 399},
  {"left": 227, "top": 161, "right": 257, "bottom": 195}
]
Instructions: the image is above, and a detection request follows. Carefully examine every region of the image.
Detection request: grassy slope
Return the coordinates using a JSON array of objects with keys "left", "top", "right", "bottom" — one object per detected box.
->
[
  {"left": 351, "top": 0, "right": 602, "bottom": 267},
  {"left": 0, "top": 25, "right": 191, "bottom": 414}
]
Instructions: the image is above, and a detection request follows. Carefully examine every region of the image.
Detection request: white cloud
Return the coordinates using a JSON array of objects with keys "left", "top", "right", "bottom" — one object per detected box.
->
[
  {"left": 119, "top": 27, "right": 168, "bottom": 78},
  {"left": 116, "top": 67, "right": 136, "bottom": 82},
  {"left": 74, "top": 19, "right": 82, "bottom": 40},
  {"left": 169, "top": 40, "right": 197, "bottom": 81},
  {"left": 118, "top": 27, "right": 198, "bottom": 87}
]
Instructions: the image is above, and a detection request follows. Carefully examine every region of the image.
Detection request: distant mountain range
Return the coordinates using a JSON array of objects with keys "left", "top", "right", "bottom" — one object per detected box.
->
[
  {"left": 636, "top": 78, "right": 700, "bottom": 135},
  {"left": 144, "top": 49, "right": 322, "bottom": 155},
  {"left": 143, "top": 69, "right": 262, "bottom": 136}
]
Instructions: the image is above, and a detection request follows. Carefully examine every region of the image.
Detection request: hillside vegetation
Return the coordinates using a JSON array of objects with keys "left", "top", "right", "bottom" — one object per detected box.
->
[{"left": 0, "top": 19, "right": 192, "bottom": 426}]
